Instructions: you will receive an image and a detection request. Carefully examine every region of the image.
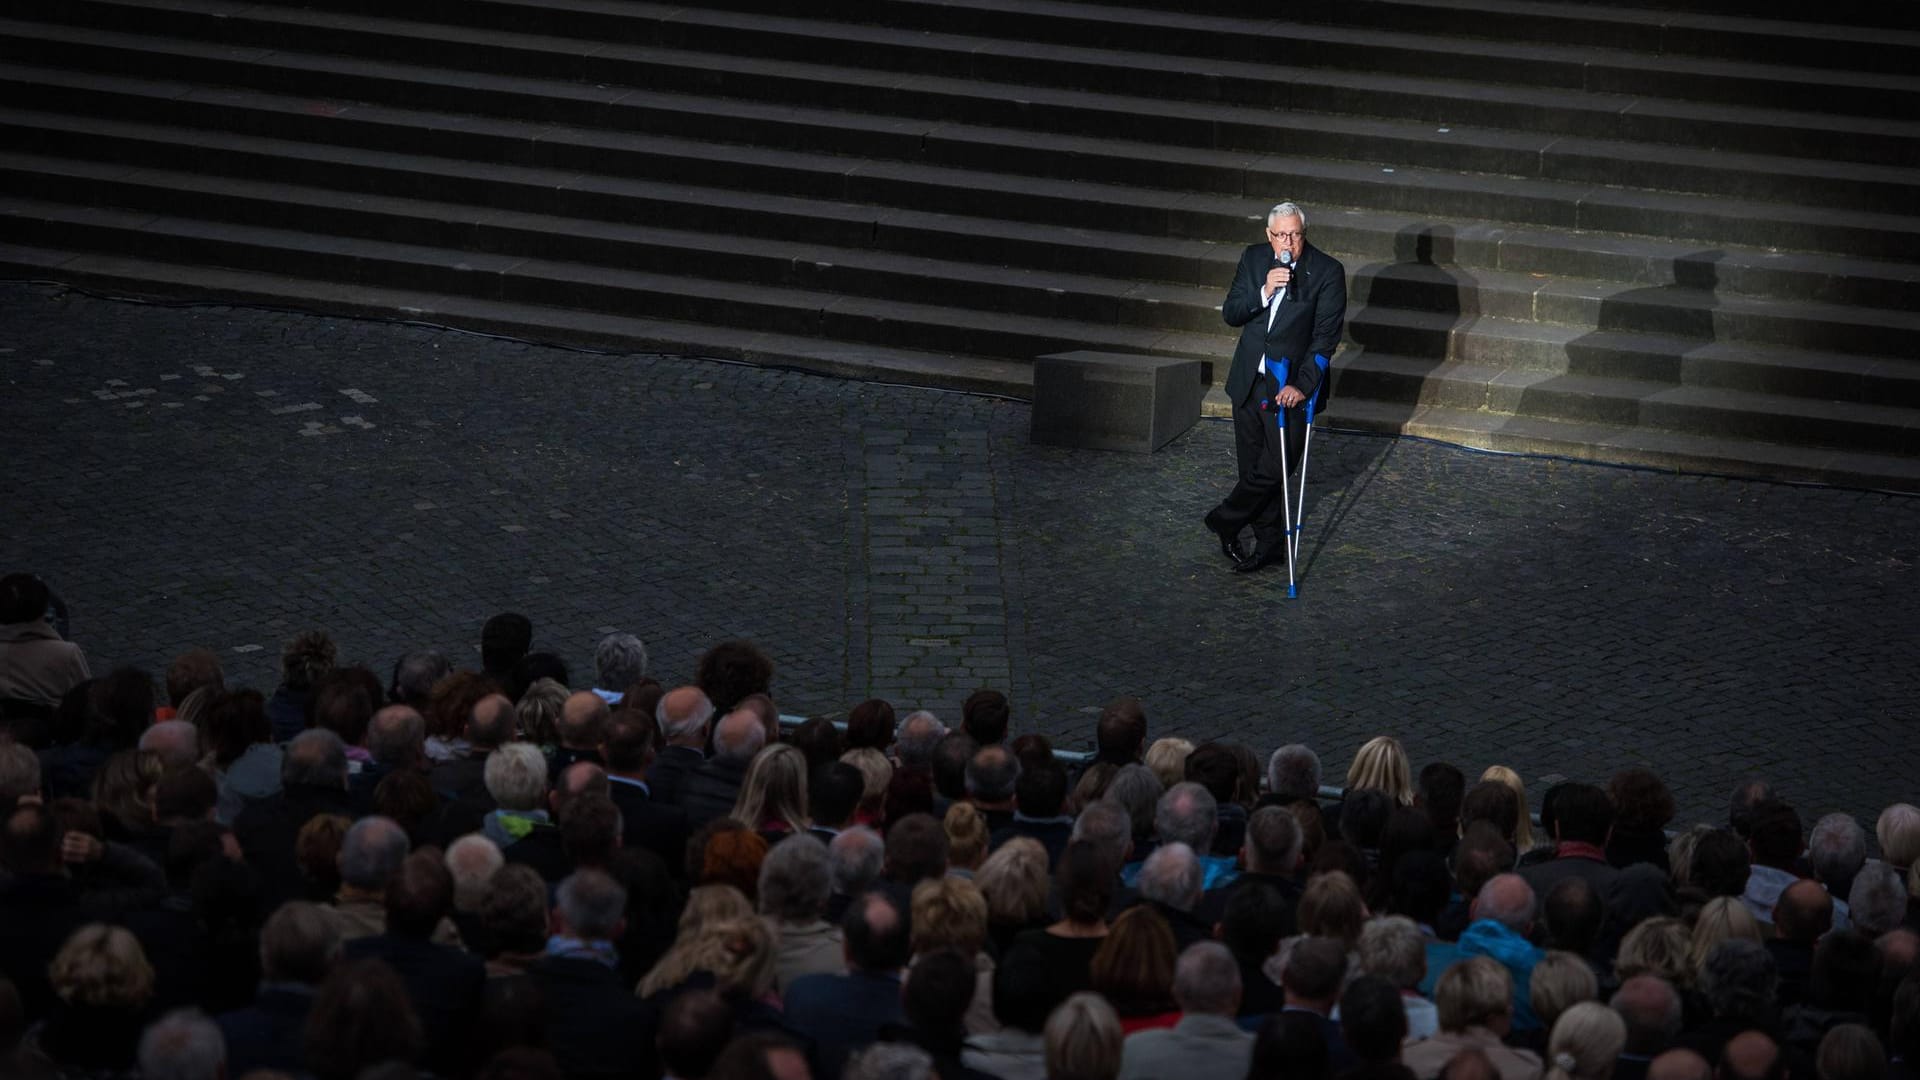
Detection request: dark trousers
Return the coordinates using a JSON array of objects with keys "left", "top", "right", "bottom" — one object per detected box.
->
[{"left": 1215, "top": 374, "right": 1308, "bottom": 551}]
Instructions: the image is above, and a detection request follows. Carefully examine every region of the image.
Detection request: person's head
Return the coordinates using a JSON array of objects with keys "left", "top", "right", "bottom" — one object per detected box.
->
[
  {"left": 1479, "top": 767, "right": 1535, "bottom": 849},
  {"left": 758, "top": 834, "right": 832, "bottom": 924},
  {"left": 365, "top": 703, "right": 426, "bottom": 769},
  {"left": 1265, "top": 201, "right": 1307, "bottom": 264},
  {"left": 1182, "top": 742, "right": 1239, "bottom": 807},
  {"left": 1531, "top": 950, "right": 1600, "bottom": 1032},
  {"left": 695, "top": 640, "right": 773, "bottom": 716},
  {"left": 1472, "top": 872, "right": 1536, "bottom": 935},
  {"left": 338, "top": 814, "right": 409, "bottom": 893},
  {"left": 138, "top": 719, "right": 201, "bottom": 773},
  {"left": 1544, "top": 876, "right": 1606, "bottom": 958},
  {"left": 92, "top": 748, "right": 162, "bottom": 831},
  {"left": 1436, "top": 956, "right": 1514, "bottom": 1035},
  {"left": 0, "top": 572, "right": 51, "bottom": 625},
  {"left": 695, "top": 823, "right": 770, "bottom": 901},
  {"left": 844, "top": 891, "right": 910, "bottom": 974},
  {"left": 1340, "top": 788, "right": 1395, "bottom": 851},
  {"left": 1545, "top": 1001, "right": 1628, "bottom": 1080},
  {"left": 1728, "top": 780, "right": 1775, "bottom": 838},
  {"left": 965, "top": 744, "right": 1019, "bottom": 806},
  {"left": 153, "top": 766, "right": 218, "bottom": 824},
  {"left": 657, "top": 989, "right": 734, "bottom": 1080},
  {"left": 828, "top": 826, "right": 885, "bottom": 899},
  {"left": 556, "top": 691, "right": 610, "bottom": 753},
  {"left": 960, "top": 689, "right": 1010, "bottom": 746},
  {"left": 930, "top": 731, "right": 976, "bottom": 801},
  {"left": 258, "top": 901, "right": 342, "bottom": 988},
  {"left": 1143, "top": 737, "right": 1193, "bottom": 791},
  {"left": 1342, "top": 975, "right": 1410, "bottom": 1064},
  {"left": 444, "top": 834, "right": 504, "bottom": 910},
  {"left": 559, "top": 793, "right": 622, "bottom": 868},
  {"left": 555, "top": 868, "right": 627, "bottom": 943},
  {"left": 1155, "top": 781, "right": 1218, "bottom": 852},
  {"left": 884, "top": 812, "right": 949, "bottom": 887},
  {"left": 1552, "top": 784, "right": 1614, "bottom": 847},
  {"left": 1697, "top": 939, "right": 1778, "bottom": 1025},
  {"left": 1071, "top": 799, "right": 1134, "bottom": 872},
  {"left": 479, "top": 864, "right": 551, "bottom": 957},
  {"left": 658, "top": 686, "right": 716, "bottom": 748},
  {"left": 892, "top": 710, "right": 946, "bottom": 769},
  {"left": 515, "top": 677, "right": 567, "bottom": 745},
  {"left": 602, "top": 709, "right": 659, "bottom": 777},
  {"left": 1816, "top": 1024, "right": 1887, "bottom": 1080},
  {"left": 1610, "top": 975, "right": 1683, "bottom": 1058},
  {"left": 733, "top": 743, "right": 809, "bottom": 833},
  {"left": 480, "top": 613, "right": 533, "bottom": 678},
  {"left": 1282, "top": 935, "right": 1350, "bottom": 1012},
  {"left": 387, "top": 649, "right": 450, "bottom": 714},
  {"left": 1719, "top": 1031, "right": 1787, "bottom": 1080},
  {"left": 592, "top": 633, "right": 648, "bottom": 694},
  {"left": 1046, "top": 991, "right": 1123, "bottom": 1080},
  {"left": 50, "top": 923, "right": 155, "bottom": 1010},
  {"left": 137, "top": 1008, "right": 226, "bottom": 1080},
  {"left": 1298, "top": 869, "right": 1367, "bottom": 946},
  {"left": 1745, "top": 800, "right": 1803, "bottom": 871},
  {"left": 1608, "top": 768, "right": 1675, "bottom": 835},
  {"left": 1356, "top": 914, "right": 1426, "bottom": 991},
  {"left": 1268, "top": 744, "right": 1322, "bottom": 802},
  {"left": 1651, "top": 1050, "right": 1715, "bottom": 1080},
  {"left": 1106, "top": 764, "right": 1163, "bottom": 840},
  {"left": 1090, "top": 904, "right": 1177, "bottom": 1016},
  {"left": 910, "top": 874, "right": 988, "bottom": 957},
  {"left": 735, "top": 694, "right": 781, "bottom": 750},
  {"left": 279, "top": 629, "right": 337, "bottom": 695},
  {"left": 1690, "top": 896, "right": 1765, "bottom": 974},
  {"left": 1221, "top": 881, "right": 1290, "bottom": 972},
  {"left": 1460, "top": 781, "right": 1522, "bottom": 849},
  {"left": 308, "top": 668, "right": 374, "bottom": 749},
  {"left": 942, "top": 801, "right": 989, "bottom": 871},
  {"left": 840, "top": 747, "right": 893, "bottom": 821},
  {"left": 1057, "top": 839, "right": 1116, "bottom": 927},
  {"left": 1616, "top": 917, "right": 1692, "bottom": 987},
  {"left": 484, "top": 742, "right": 550, "bottom": 812},
  {"left": 1775, "top": 878, "right": 1834, "bottom": 944},
  {"left": 1878, "top": 805, "right": 1920, "bottom": 871},
  {"left": 1809, "top": 930, "right": 1880, "bottom": 1013},
  {"left": 975, "top": 836, "right": 1049, "bottom": 927},
  {"left": 1016, "top": 759, "right": 1070, "bottom": 820},
  {"left": 1346, "top": 736, "right": 1414, "bottom": 806},
  {"left": 712, "top": 707, "right": 768, "bottom": 766},
  {"left": 1250, "top": 1011, "right": 1332, "bottom": 1080},
  {"left": 1849, "top": 862, "right": 1909, "bottom": 937},
  {"left": 902, "top": 947, "right": 975, "bottom": 1037},
  {"left": 304, "top": 957, "right": 423, "bottom": 1080},
  {"left": 843, "top": 698, "right": 895, "bottom": 753},
  {"left": 1095, "top": 698, "right": 1147, "bottom": 766},
  {"left": 1807, "top": 813, "right": 1867, "bottom": 890},
  {"left": 1173, "top": 940, "right": 1242, "bottom": 1018},
  {"left": 1419, "top": 762, "right": 1467, "bottom": 832},
  {"left": 1137, "top": 842, "right": 1203, "bottom": 913},
  {"left": 1391, "top": 850, "right": 1452, "bottom": 926},
  {"left": 382, "top": 848, "right": 454, "bottom": 940}
]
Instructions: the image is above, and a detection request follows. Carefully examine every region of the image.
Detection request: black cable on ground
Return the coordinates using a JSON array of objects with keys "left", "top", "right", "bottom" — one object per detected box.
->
[{"left": 8, "top": 277, "right": 1912, "bottom": 498}]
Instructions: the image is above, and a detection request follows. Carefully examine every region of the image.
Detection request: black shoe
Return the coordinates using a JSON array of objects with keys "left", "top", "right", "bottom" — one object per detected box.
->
[
  {"left": 1232, "top": 545, "right": 1287, "bottom": 573},
  {"left": 1203, "top": 510, "right": 1248, "bottom": 564}
]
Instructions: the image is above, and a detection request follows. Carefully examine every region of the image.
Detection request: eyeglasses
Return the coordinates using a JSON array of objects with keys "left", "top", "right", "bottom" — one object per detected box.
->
[{"left": 1268, "top": 230, "right": 1302, "bottom": 241}]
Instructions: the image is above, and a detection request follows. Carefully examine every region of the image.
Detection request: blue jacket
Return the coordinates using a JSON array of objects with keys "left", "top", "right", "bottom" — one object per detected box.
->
[{"left": 1423, "top": 919, "right": 1544, "bottom": 1030}]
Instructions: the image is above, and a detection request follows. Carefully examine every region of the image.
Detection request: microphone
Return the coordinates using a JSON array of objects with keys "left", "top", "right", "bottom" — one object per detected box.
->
[{"left": 1279, "top": 249, "right": 1294, "bottom": 301}]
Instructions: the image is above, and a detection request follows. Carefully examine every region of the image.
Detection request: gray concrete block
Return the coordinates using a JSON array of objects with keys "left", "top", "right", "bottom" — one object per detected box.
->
[{"left": 1029, "top": 350, "right": 1206, "bottom": 453}]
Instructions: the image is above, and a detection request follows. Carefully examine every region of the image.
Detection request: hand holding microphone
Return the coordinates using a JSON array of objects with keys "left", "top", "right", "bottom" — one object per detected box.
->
[{"left": 1265, "top": 249, "right": 1292, "bottom": 298}]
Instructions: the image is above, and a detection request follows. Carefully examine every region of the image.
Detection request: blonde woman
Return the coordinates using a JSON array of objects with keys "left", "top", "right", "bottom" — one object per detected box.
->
[
  {"left": 912, "top": 876, "right": 998, "bottom": 1035},
  {"left": 1143, "top": 738, "right": 1193, "bottom": 791},
  {"left": 1481, "top": 765, "right": 1535, "bottom": 851},
  {"left": 1349, "top": 736, "right": 1415, "bottom": 806},
  {"left": 1544, "top": 1001, "right": 1627, "bottom": 1080},
  {"left": 1045, "top": 991, "right": 1124, "bottom": 1080},
  {"left": 733, "top": 743, "right": 810, "bottom": 836},
  {"left": 840, "top": 746, "right": 894, "bottom": 827},
  {"left": 1688, "top": 896, "right": 1764, "bottom": 978},
  {"left": 945, "top": 801, "right": 990, "bottom": 877},
  {"left": 975, "top": 836, "right": 1051, "bottom": 956},
  {"left": 637, "top": 913, "right": 777, "bottom": 1002},
  {"left": 1614, "top": 917, "right": 1692, "bottom": 988},
  {"left": 1531, "top": 950, "right": 1600, "bottom": 1036},
  {"left": 33, "top": 924, "right": 157, "bottom": 1074}
]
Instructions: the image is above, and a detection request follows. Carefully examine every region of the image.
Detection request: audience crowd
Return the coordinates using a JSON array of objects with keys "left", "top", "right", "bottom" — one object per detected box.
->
[{"left": 2, "top": 577, "right": 1918, "bottom": 1080}]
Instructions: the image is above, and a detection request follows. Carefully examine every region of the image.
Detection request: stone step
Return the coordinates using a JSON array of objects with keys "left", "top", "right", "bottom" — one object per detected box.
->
[
  {"left": 1331, "top": 351, "right": 1920, "bottom": 454},
  {"left": 0, "top": 196, "right": 1230, "bottom": 366},
  {"left": 26, "top": 0, "right": 1920, "bottom": 167},
  {"left": 4, "top": 64, "right": 1917, "bottom": 264},
  {"left": 7, "top": 18, "right": 1916, "bottom": 221},
  {"left": 1328, "top": 396, "right": 1920, "bottom": 493}
]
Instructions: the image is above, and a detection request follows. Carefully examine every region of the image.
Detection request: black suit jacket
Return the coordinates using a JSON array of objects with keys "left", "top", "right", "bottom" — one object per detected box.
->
[
  {"left": 1222, "top": 240, "right": 1346, "bottom": 405},
  {"left": 531, "top": 954, "right": 658, "bottom": 1080},
  {"left": 233, "top": 782, "right": 356, "bottom": 906},
  {"left": 648, "top": 745, "right": 705, "bottom": 809},
  {"left": 678, "top": 756, "right": 749, "bottom": 829},
  {"left": 216, "top": 986, "right": 314, "bottom": 1078},
  {"left": 608, "top": 777, "right": 691, "bottom": 876},
  {"left": 343, "top": 934, "right": 485, "bottom": 1076}
]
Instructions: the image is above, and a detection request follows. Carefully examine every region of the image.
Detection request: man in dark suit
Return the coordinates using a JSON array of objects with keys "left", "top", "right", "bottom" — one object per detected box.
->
[
  {"left": 784, "top": 891, "right": 911, "bottom": 1080},
  {"left": 217, "top": 900, "right": 338, "bottom": 1077},
  {"left": 342, "top": 851, "right": 485, "bottom": 1076},
  {"left": 648, "top": 685, "right": 713, "bottom": 809},
  {"left": 1204, "top": 200, "right": 1348, "bottom": 573},
  {"left": 601, "top": 710, "right": 690, "bottom": 876},
  {"left": 533, "top": 868, "right": 659, "bottom": 1080},
  {"left": 234, "top": 728, "right": 355, "bottom": 906},
  {"left": 677, "top": 708, "right": 765, "bottom": 829}
]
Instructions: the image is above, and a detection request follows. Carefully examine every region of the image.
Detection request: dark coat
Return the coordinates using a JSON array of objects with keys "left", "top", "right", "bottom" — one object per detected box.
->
[
  {"left": 217, "top": 985, "right": 315, "bottom": 1077},
  {"left": 608, "top": 777, "right": 691, "bottom": 876},
  {"left": 783, "top": 970, "right": 906, "bottom": 1080},
  {"left": 344, "top": 933, "right": 486, "bottom": 1076},
  {"left": 233, "top": 781, "right": 355, "bottom": 905},
  {"left": 1222, "top": 240, "right": 1344, "bottom": 405},
  {"left": 0, "top": 873, "right": 91, "bottom": 1021},
  {"left": 677, "top": 756, "right": 750, "bottom": 828},
  {"left": 646, "top": 745, "right": 706, "bottom": 810},
  {"left": 429, "top": 752, "right": 491, "bottom": 803},
  {"left": 530, "top": 954, "right": 658, "bottom": 1080}
]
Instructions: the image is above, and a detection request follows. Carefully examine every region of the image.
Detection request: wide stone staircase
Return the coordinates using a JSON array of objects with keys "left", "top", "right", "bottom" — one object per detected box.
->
[{"left": 2, "top": 0, "right": 1918, "bottom": 488}]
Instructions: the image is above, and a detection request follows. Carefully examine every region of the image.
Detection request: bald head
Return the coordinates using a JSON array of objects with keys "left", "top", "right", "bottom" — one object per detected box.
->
[
  {"left": 1720, "top": 1032, "right": 1785, "bottom": 1080},
  {"left": 1472, "top": 873, "right": 1536, "bottom": 933},
  {"left": 367, "top": 704, "right": 425, "bottom": 766},
  {"left": 555, "top": 761, "right": 610, "bottom": 812},
  {"left": 1650, "top": 1049, "right": 1713, "bottom": 1080},
  {"left": 138, "top": 720, "right": 201, "bottom": 771},
  {"left": 1612, "top": 975, "right": 1683, "bottom": 1055},
  {"left": 713, "top": 708, "right": 767, "bottom": 764},
  {"left": 658, "top": 686, "right": 714, "bottom": 747},
  {"left": 560, "top": 691, "right": 611, "bottom": 750},
  {"left": 467, "top": 693, "right": 516, "bottom": 749},
  {"left": 1775, "top": 879, "right": 1834, "bottom": 943}
]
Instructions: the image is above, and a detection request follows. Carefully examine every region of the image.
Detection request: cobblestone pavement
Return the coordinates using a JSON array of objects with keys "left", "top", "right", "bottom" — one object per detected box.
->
[{"left": 3, "top": 283, "right": 1915, "bottom": 831}]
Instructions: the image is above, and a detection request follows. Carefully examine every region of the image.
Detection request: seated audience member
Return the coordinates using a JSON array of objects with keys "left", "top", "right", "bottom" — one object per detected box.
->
[
  {"left": 649, "top": 686, "right": 714, "bottom": 809},
  {"left": 1117, "top": 941, "right": 1253, "bottom": 1080},
  {"left": 1689, "top": 897, "right": 1765, "bottom": 981},
  {"left": 1528, "top": 951, "right": 1601, "bottom": 1054},
  {"left": 217, "top": 901, "right": 340, "bottom": 1077},
  {"left": 1428, "top": 873, "right": 1546, "bottom": 1030},
  {"left": 1014, "top": 840, "right": 1113, "bottom": 1003},
  {"left": 1185, "top": 743, "right": 1249, "bottom": 857},
  {"left": 136, "top": 1007, "right": 227, "bottom": 1080},
  {"left": 760, "top": 834, "right": 843, "bottom": 992},
  {"left": 1404, "top": 957, "right": 1543, "bottom": 1080},
  {"left": 1849, "top": 863, "right": 1909, "bottom": 939},
  {"left": 319, "top": 815, "right": 412, "bottom": 942},
  {"left": 443, "top": 834, "right": 504, "bottom": 952},
  {"left": 1136, "top": 842, "right": 1213, "bottom": 950},
  {"left": 599, "top": 708, "right": 690, "bottom": 874},
  {"left": 992, "top": 758, "right": 1075, "bottom": 867},
  {"left": 303, "top": 957, "right": 424, "bottom": 1080},
  {"left": 840, "top": 747, "right": 893, "bottom": 829},
  {"left": 1544, "top": 876, "right": 1607, "bottom": 964},
  {"left": 1419, "top": 762, "right": 1467, "bottom": 854},
  {"left": 27, "top": 924, "right": 157, "bottom": 1075},
  {"left": 427, "top": 683, "right": 514, "bottom": 803},
  {"left": 966, "top": 745, "right": 1021, "bottom": 834},
  {"left": 976, "top": 835, "right": 1052, "bottom": 956},
  {"left": 894, "top": 710, "right": 947, "bottom": 772},
  {"left": 1248, "top": 1010, "right": 1333, "bottom": 1080},
  {"left": 827, "top": 826, "right": 885, "bottom": 923},
  {"left": 945, "top": 801, "right": 991, "bottom": 878},
  {"left": 1091, "top": 905, "right": 1181, "bottom": 1033},
  {"left": 1280, "top": 935, "right": 1356, "bottom": 1073},
  {"left": 885, "top": 947, "right": 989, "bottom": 1078},
  {"left": 810, "top": 761, "right": 865, "bottom": 844},
  {"left": 1358, "top": 914, "right": 1440, "bottom": 1041},
  {"left": 1143, "top": 737, "right": 1193, "bottom": 792},
  {"left": 1342, "top": 975, "right": 1413, "bottom": 1075},
  {"left": 911, "top": 875, "right": 997, "bottom": 1036},
  {"left": 0, "top": 572, "right": 92, "bottom": 711},
  {"left": 784, "top": 891, "right": 912, "bottom": 1079},
  {"left": 1806, "top": 813, "right": 1865, "bottom": 928},
  {"left": 657, "top": 989, "right": 734, "bottom": 1080},
  {"left": 591, "top": 633, "right": 648, "bottom": 707},
  {"left": 1096, "top": 699, "right": 1148, "bottom": 767},
  {"left": 732, "top": 744, "right": 810, "bottom": 839},
  {"left": 1347, "top": 736, "right": 1417, "bottom": 808},
  {"left": 1677, "top": 940, "right": 1778, "bottom": 1063},
  {"left": 1047, "top": 991, "right": 1126, "bottom": 1080},
  {"left": 695, "top": 640, "right": 772, "bottom": 721},
  {"left": 548, "top": 691, "right": 610, "bottom": 781},
  {"left": 931, "top": 731, "right": 979, "bottom": 809},
  {"left": 1606, "top": 769, "right": 1675, "bottom": 874},
  {"left": 1128, "top": 782, "right": 1238, "bottom": 891},
  {"left": 1685, "top": 831, "right": 1753, "bottom": 903},
  {"left": 138, "top": 719, "right": 200, "bottom": 773},
  {"left": 876, "top": 812, "right": 949, "bottom": 912},
  {"left": 962, "top": 943, "right": 1053, "bottom": 1080},
  {"left": 477, "top": 864, "right": 551, "bottom": 977},
  {"left": 1741, "top": 800, "right": 1807, "bottom": 927},
  {"left": 1772, "top": 878, "right": 1834, "bottom": 1008},
  {"left": 1781, "top": 931, "right": 1880, "bottom": 1061},
  {"left": 1519, "top": 783, "right": 1619, "bottom": 896},
  {"left": 1545, "top": 1002, "right": 1628, "bottom": 1080},
  {"left": 1610, "top": 975, "right": 1684, "bottom": 1080},
  {"left": 1816, "top": 1024, "right": 1887, "bottom": 1080},
  {"left": 343, "top": 849, "right": 485, "bottom": 1074},
  {"left": 679, "top": 708, "right": 766, "bottom": 829},
  {"left": 1106, "top": 765, "right": 1164, "bottom": 867},
  {"left": 204, "top": 689, "right": 283, "bottom": 824},
  {"left": 844, "top": 698, "right": 895, "bottom": 754},
  {"left": 533, "top": 869, "right": 657, "bottom": 1080},
  {"left": 961, "top": 689, "right": 1011, "bottom": 748},
  {"left": 1221, "top": 882, "right": 1291, "bottom": 1018},
  {"left": 1202, "top": 805, "right": 1305, "bottom": 926},
  {"left": 481, "top": 742, "right": 570, "bottom": 881}
]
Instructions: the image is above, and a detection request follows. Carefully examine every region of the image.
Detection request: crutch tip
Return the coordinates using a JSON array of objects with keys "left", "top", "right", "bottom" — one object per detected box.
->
[{"left": 1287, "top": 585, "right": 1297, "bottom": 599}]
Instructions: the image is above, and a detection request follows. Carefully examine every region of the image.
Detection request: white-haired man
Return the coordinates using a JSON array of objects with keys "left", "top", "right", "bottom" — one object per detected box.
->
[{"left": 1204, "top": 200, "right": 1347, "bottom": 573}]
